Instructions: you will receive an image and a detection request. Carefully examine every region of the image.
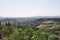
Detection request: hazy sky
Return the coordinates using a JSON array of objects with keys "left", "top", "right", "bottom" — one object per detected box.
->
[{"left": 0, "top": 0, "right": 60, "bottom": 17}]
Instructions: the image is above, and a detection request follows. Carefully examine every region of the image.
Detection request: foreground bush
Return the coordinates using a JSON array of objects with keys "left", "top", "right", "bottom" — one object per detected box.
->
[{"left": 7, "top": 26, "right": 58, "bottom": 40}]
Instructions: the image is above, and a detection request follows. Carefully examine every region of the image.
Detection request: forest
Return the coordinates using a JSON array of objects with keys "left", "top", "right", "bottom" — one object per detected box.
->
[{"left": 0, "top": 18, "right": 60, "bottom": 40}]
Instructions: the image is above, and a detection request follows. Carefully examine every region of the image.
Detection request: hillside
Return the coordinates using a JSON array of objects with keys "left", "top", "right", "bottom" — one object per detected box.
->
[{"left": 0, "top": 17, "right": 60, "bottom": 40}]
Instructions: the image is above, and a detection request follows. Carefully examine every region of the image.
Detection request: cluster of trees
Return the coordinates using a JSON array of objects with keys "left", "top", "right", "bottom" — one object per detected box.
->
[
  {"left": 0, "top": 18, "right": 60, "bottom": 40},
  {"left": 0, "top": 23, "right": 60, "bottom": 40}
]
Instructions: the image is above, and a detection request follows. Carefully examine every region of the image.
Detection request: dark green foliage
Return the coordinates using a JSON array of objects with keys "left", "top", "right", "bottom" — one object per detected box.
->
[
  {"left": 0, "top": 22, "right": 60, "bottom": 40},
  {"left": 1, "top": 18, "right": 60, "bottom": 40},
  {"left": 7, "top": 25, "right": 60, "bottom": 40}
]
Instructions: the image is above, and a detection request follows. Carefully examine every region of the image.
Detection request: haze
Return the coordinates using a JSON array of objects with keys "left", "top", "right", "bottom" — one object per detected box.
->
[{"left": 0, "top": 0, "right": 60, "bottom": 17}]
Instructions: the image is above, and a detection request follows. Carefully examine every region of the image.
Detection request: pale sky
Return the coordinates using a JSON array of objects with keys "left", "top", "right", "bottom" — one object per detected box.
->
[{"left": 0, "top": 0, "right": 60, "bottom": 17}]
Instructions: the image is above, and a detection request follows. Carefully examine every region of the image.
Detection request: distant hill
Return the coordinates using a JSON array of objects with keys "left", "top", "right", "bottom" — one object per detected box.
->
[{"left": 0, "top": 16, "right": 60, "bottom": 23}]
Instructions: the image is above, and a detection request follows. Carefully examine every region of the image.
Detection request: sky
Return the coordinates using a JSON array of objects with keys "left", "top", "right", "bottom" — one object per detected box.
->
[{"left": 0, "top": 0, "right": 60, "bottom": 17}]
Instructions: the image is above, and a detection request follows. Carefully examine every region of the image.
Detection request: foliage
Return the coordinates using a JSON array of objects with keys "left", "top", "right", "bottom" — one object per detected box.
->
[{"left": 0, "top": 19, "right": 60, "bottom": 40}]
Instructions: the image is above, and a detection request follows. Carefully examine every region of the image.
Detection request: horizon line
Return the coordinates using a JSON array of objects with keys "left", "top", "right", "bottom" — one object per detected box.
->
[{"left": 0, "top": 16, "right": 60, "bottom": 18}]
